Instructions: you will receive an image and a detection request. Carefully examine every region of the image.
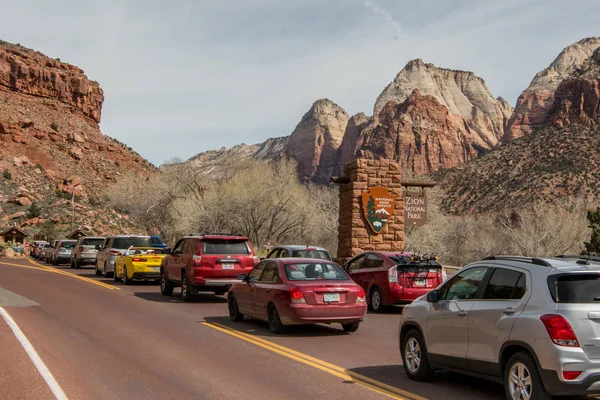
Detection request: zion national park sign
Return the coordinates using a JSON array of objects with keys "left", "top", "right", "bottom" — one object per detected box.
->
[{"left": 362, "top": 186, "right": 396, "bottom": 234}]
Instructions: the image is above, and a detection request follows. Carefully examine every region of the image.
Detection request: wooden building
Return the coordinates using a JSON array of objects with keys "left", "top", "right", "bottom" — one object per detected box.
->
[
  {"left": 0, "top": 225, "right": 28, "bottom": 244},
  {"left": 67, "top": 228, "right": 89, "bottom": 240}
]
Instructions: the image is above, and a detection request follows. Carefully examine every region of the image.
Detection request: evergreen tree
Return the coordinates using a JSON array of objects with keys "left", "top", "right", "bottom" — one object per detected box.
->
[
  {"left": 27, "top": 202, "right": 41, "bottom": 219},
  {"left": 366, "top": 196, "right": 376, "bottom": 218},
  {"left": 583, "top": 208, "right": 600, "bottom": 255}
]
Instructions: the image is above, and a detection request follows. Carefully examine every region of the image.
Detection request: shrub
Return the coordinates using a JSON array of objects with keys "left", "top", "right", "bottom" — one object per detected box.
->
[
  {"left": 2, "top": 170, "right": 11, "bottom": 180},
  {"left": 35, "top": 163, "right": 44, "bottom": 171},
  {"left": 50, "top": 122, "right": 58, "bottom": 131},
  {"left": 27, "top": 202, "right": 41, "bottom": 219},
  {"left": 115, "top": 161, "right": 120, "bottom": 167}
]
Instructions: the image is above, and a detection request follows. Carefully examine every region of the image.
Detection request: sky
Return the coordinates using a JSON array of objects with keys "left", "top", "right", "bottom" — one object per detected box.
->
[{"left": 1, "top": 0, "right": 598, "bottom": 165}]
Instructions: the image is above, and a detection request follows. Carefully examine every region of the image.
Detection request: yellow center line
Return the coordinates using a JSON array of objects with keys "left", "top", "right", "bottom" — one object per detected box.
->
[
  {"left": 0, "top": 259, "right": 119, "bottom": 291},
  {"left": 202, "top": 322, "right": 427, "bottom": 400}
]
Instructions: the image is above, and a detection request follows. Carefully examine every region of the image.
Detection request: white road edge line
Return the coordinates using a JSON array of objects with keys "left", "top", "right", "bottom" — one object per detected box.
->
[{"left": 0, "top": 306, "right": 68, "bottom": 400}]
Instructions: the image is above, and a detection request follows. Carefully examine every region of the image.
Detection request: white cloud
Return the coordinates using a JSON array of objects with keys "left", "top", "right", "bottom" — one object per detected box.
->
[{"left": 364, "top": 0, "right": 403, "bottom": 35}]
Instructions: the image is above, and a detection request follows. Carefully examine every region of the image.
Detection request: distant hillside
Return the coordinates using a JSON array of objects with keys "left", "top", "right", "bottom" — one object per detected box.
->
[{"left": 437, "top": 124, "right": 600, "bottom": 214}]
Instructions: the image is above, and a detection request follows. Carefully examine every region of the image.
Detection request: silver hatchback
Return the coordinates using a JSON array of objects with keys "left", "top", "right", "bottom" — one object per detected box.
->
[{"left": 399, "top": 256, "right": 600, "bottom": 399}]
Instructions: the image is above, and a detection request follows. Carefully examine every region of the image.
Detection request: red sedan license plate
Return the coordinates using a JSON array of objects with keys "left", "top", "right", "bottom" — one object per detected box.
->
[
  {"left": 323, "top": 293, "right": 340, "bottom": 302},
  {"left": 414, "top": 279, "right": 426, "bottom": 286}
]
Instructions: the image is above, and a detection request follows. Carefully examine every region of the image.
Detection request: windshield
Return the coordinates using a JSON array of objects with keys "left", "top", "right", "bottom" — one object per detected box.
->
[
  {"left": 284, "top": 262, "right": 349, "bottom": 281},
  {"left": 291, "top": 250, "right": 332, "bottom": 261},
  {"left": 554, "top": 274, "right": 600, "bottom": 303},
  {"left": 82, "top": 238, "right": 105, "bottom": 247},
  {"left": 151, "top": 237, "right": 162, "bottom": 245},
  {"left": 113, "top": 237, "right": 152, "bottom": 249},
  {"left": 202, "top": 240, "right": 250, "bottom": 255},
  {"left": 61, "top": 241, "right": 77, "bottom": 249}
]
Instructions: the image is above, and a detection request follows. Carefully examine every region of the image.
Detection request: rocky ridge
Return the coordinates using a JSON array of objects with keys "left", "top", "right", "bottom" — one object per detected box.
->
[
  {"left": 505, "top": 37, "right": 600, "bottom": 141},
  {"left": 0, "top": 40, "right": 153, "bottom": 236},
  {"left": 183, "top": 60, "right": 510, "bottom": 180}
]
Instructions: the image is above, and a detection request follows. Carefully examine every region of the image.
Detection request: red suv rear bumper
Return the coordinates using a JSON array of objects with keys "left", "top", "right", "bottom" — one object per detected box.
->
[{"left": 388, "top": 284, "right": 432, "bottom": 304}]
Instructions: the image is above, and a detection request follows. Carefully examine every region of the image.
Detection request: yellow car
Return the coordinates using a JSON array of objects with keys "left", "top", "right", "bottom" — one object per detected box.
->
[{"left": 114, "top": 247, "right": 167, "bottom": 285}]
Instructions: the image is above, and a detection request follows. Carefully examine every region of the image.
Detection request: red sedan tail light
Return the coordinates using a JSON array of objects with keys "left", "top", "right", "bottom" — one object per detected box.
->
[
  {"left": 356, "top": 287, "right": 366, "bottom": 303},
  {"left": 290, "top": 287, "right": 306, "bottom": 304},
  {"left": 109, "top": 250, "right": 121, "bottom": 256}
]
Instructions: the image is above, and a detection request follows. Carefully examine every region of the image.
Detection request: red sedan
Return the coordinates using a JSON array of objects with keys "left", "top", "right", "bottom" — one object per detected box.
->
[{"left": 227, "top": 258, "right": 367, "bottom": 334}]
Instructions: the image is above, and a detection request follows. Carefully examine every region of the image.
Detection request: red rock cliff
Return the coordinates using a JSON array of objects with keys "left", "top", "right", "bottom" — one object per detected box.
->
[
  {"left": 0, "top": 41, "right": 103, "bottom": 123},
  {"left": 356, "top": 89, "right": 482, "bottom": 175}
]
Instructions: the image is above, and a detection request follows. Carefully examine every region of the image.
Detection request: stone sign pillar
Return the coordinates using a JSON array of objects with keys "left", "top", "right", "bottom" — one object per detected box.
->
[{"left": 336, "top": 159, "right": 404, "bottom": 264}]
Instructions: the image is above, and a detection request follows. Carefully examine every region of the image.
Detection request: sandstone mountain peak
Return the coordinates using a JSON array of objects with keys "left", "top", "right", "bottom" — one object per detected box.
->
[
  {"left": 374, "top": 59, "right": 512, "bottom": 148},
  {"left": 505, "top": 36, "right": 600, "bottom": 141},
  {"left": 304, "top": 98, "right": 347, "bottom": 119},
  {"left": 286, "top": 99, "right": 349, "bottom": 183}
]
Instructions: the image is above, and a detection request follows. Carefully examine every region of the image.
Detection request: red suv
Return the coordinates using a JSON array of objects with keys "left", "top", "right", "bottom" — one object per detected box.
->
[
  {"left": 160, "top": 234, "right": 258, "bottom": 301},
  {"left": 343, "top": 252, "right": 446, "bottom": 312}
]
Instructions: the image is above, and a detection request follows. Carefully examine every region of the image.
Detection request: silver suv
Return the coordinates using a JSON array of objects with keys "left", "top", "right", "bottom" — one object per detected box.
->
[
  {"left": 70, "top": 236, "right": 105, "bottom": 269},
  {"left": 399, "top": 256, "right": 600, "bottom": 399},
  {"left": 95, "top": 235, "right": 152, "bottom": 278}
]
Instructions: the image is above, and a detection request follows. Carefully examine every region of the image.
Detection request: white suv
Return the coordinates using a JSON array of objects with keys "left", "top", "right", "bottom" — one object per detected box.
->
[{"left": 399, "top": 256, "right": 600, "bottom": 400}]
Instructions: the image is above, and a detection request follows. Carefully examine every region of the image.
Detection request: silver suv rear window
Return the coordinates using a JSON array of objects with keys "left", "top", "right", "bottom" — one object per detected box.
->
[
  {"left": 113, "top": 237, "right": 152, "bottom": 249},
  {"left": 82, "top": 238, "right": 104, "bottom": 246},
  {"left": 553, "top": 274, "right": 600, "bottom": 303},
  {"left": 202, "top": 240, "right": 250, "bottom": 255}
]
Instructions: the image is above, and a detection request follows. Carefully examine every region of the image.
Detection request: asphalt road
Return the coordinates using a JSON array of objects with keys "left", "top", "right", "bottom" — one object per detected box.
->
[{"left": 0, "top": 257, "right": 514, "bottom": 400}]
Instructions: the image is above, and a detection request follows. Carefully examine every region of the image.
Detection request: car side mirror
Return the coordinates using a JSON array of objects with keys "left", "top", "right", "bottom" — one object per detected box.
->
[
  {"left": 427, "top": 290, "right": 439, "bottom": 303},
  {"left": 237, "top": 273, "right": 247, "bottom": 281}
]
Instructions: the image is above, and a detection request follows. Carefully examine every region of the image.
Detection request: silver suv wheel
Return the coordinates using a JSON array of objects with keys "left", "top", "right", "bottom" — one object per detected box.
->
[
  {"left": 404, "top": 337, "right": 421, "bottom": 373},
  {"left": 508, "top": 361, "right": 532, "bottom": 400}
]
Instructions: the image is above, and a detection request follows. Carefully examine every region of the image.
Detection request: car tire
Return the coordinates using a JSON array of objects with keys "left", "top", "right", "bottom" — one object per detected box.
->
[
  {"left": 181, "top": 271, "right": 193, "bottom": 302},
  {"left": 95, "top": 262, "right": 102, "bottom": 276},
  {"left": 402, "top": 329, "right": 433, "bottom": 381},
  {"left": 123, "top": 267, "right": 132, "bottom": 285},
  {"left": 114, "top": 265, "right": 122, "bottom": 282},
  {"left": 342, "top": 322, "right": 360, "bottom": 333},
  {"left": 74, "top": 260, "right": 81, "bottom": 269},
  {"left": 369, "top": 287, "right": 385, "bottom": 313},
  {"left": 52, "top": 257, "right": 58, "bottom": 266},
  {"left": 214, "top": 290, "right": 226, "bottom": 296},
  {"left": 504, "top": 352, "right": 550, "bottom": 400},
  {"left": 160, "top": 269, "right": 174, "bottom": 296},
  {"left": 267, "top": 304, "right": 285, "bottom": 334},
  {"left": 228, "top": 295, "right": 244, "bottom": 322},
  {"left": 70, "top": 260, "right": 74, "bottom": 269}
]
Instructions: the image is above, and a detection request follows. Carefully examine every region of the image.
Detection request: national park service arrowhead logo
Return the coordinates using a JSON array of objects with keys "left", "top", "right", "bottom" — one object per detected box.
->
[{"left": 362, "top": 186, "right": 396, "bottom": 234}]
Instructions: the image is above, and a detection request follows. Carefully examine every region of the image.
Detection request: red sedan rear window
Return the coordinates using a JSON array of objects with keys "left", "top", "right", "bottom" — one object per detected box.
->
[{"left": 284, "top": 263, "right": 349, "bottom": 281}]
